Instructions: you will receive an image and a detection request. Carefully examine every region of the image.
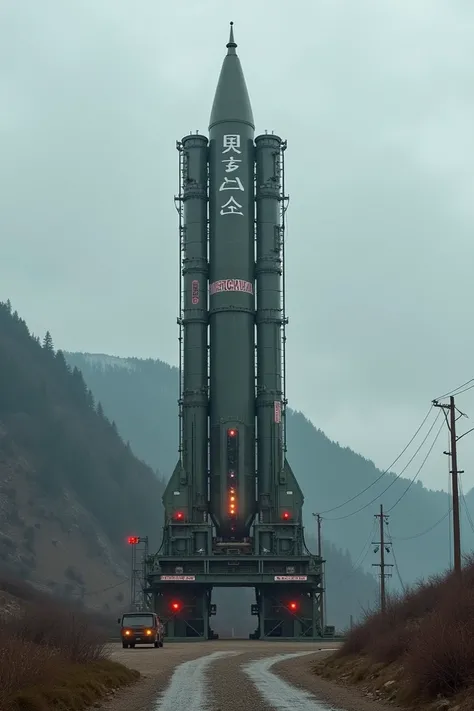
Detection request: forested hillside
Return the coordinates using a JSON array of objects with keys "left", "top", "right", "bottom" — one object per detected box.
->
[
  {"left": 66, "top": 353, "right": 473, "bottom": 597},
  {"left": 0, "top": 301, "right": 165, "bottom": 612}
]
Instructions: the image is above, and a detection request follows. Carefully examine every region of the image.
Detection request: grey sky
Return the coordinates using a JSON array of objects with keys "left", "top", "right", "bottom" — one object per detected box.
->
[{"left": 2, "top": 1, "right": 474, "bottom": 492}]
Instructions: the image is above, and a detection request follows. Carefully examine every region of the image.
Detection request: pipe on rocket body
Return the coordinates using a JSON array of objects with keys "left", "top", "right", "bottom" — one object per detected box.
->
[
  {"left": 255, "top": 134, "right": 284, "bottom": 551},
  {"left": 208, "top": 121, "right": 256, "bottom": 538},
  {"left": 181, "top": 134, "right": 209, "bottom": 538}
]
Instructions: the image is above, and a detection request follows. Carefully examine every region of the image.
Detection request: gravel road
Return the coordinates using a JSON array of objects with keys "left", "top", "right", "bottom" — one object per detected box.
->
[{"left": 100, "top": 640, "right": 396, "bottom": 711}]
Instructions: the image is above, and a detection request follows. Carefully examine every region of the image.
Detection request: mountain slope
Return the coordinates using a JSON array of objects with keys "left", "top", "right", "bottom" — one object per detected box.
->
[
  {"left": 0, "top": 302, "right": 165, "bottom": 612},
  {"left": 66, "top": 353, "right": 471, "bottom": 592}
]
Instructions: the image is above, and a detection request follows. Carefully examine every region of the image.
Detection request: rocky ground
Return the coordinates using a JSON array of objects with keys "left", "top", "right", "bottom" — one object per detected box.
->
[
  {"left": 98, "top": 640, "right": 399, "bottom": 711},
  {"left": 315, "top": 654, "right": 473, "bottom": 711}
]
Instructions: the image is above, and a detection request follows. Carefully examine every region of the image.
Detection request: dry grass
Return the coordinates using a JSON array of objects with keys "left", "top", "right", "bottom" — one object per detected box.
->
[
  {"left": 0, "top": 576, "right": 139, "bottom": 711},
  {"left": 318, "top": 557, "right": 474, "bottom": 708}
]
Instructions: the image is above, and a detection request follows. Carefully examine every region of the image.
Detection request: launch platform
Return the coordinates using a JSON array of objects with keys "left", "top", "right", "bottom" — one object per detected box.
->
[{"left": 146, "top": 24, "right": 326, "bottom": 641}]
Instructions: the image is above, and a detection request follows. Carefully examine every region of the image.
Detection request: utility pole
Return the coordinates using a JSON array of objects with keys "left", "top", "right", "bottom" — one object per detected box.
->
[
  {"left": 372, "top": 505, "right": 393, "bottom": 612},
  {"left": 316, "top": 514, "right": 322, "bottom": 558},
  {"left": 433, "top": 396, "right": 463, "bottom": 575},
  {"left": 312, "top": 513, "right": 325, "bottom": 633}
]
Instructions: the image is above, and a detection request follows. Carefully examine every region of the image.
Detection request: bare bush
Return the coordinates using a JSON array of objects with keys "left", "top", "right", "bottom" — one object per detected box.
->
[
  {"left": 0, "top": 575, "right": 111, "bottom": 708},
  {"left": 4, "top": 602, "right": 106, "bottom": 662},
  {"left": 335, "top": 559, "right": 474, "bottom": 704},
  {"left": 403, "top": 584, "right": 474, "bottom": 700},
  {"left": 0, "top": 633, "right": 57, "bottom": 700}
]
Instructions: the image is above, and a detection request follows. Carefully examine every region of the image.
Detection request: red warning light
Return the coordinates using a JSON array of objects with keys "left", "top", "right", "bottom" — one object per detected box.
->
[
  {"left": 282, "top": 511, "right": 291, "bottom": 520},
  {"left": 170, "top": 600, "right": 182, "bottom": 612},
  {"left": 127, "top": 536, "right": 139, "bottom": 545},
  {"left": 227, "top": 428, "right": 237, "bottom": 437},
  {"left": 174, "top": 511, "right": 184, "bottom": 521},
  {"left": 288, "top": 601, "right": 298, "bottom": 611}
]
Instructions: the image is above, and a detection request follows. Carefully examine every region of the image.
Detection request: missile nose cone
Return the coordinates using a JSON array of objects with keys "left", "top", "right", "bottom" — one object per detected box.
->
[
  {"left": 209, "top": 22, "right": 255, "bottom": 130},
  {"left": 227, "top": 21, "right": 236, "bottom": 54}
]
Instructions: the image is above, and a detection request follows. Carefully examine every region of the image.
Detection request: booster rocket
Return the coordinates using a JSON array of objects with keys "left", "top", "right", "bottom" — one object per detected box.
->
[{"left": 165, "top": 23, "right": 303, "bottom": 552}]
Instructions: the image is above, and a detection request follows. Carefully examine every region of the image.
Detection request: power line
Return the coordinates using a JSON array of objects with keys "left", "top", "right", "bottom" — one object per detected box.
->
[
  {"left": 459, "top": 476, "right": 474, "bottom": 535},
  {"left": 83, "top": 577, "right": 129, "bottom": 597},
  {"left": 331, "top": 521, "right": 377, "bottom": 584},
  {"left": 386, "top": 523, "right": 405, "bottom": 592},
  {"left": 436, "top": 378, "right": 474, "bottom": 401},
  {"left": 391, "top": 510, "right": 451, "bottom": 541},
  {"left": 318, "top": 405, "right": 434, "bottom": 515},
  {"left": 325, "top": 410, "right": 442, "bottom": 521},
  {"left": 386, "top": 417, "right": 445, "bottom": 513}
]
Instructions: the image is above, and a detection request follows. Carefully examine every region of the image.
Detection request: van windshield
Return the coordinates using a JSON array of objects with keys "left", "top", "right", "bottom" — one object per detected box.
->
[{"left": 122, "top": 614, "right": 154, "bottom": 627}]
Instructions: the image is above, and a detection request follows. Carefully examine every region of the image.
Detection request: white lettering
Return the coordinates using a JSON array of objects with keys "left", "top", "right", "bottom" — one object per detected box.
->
[
  {"left": 222, "top": 134, "right": 241, "bottom": 154},
  {"left": 220, "top": 196, "right": 243, "bottom": 216},
  {"left": 209, "top": 279, "right": 254, "bottom": 296},
  {"left": 219, "top": 176, "right": 244, "bottom": 192},
  {"left": 222, "top": 157, "right": 241, "bottom": 173}
]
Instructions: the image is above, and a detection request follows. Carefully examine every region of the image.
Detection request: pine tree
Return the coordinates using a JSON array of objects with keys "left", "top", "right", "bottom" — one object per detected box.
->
[
  {"left": 97, "top": 401, "right": 104, "bottom": 418},
  {"left": 43, "top": 331, "right": 54, "bottom": 352},
  {"left": 55, "top": 349, "right": 69, "bottom": 371},
  {"left": 71, "top": 367, "right": 88, "bottom": 401}
]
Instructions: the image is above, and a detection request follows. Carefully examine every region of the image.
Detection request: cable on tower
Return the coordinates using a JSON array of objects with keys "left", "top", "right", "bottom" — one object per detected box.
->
[
  {"left": 436, "top": 378, "right": 474, "bottom": 401},
  {"left": 325, "top": 410, "right": 442, "bottom": 521},
  {"left": 459, "top": 475, "right": 474, "bottom": 535},
  {"left": 386, "top": 417, "right": 445, "bottom": 513},
  {"left": 391, "top": 509, "right": 452, "bottom": 541},
  {"left": 318, "top": 405, "right": 434, "bottom": 515},
  {"left": 83, "top": 577, "right": 130, "bottom": 596},
  {"left": 331, "top": 521, "right": 378, "bottom": 585},
  {"left": 386, "top": 523, "right": 405, "bottom": 592}
]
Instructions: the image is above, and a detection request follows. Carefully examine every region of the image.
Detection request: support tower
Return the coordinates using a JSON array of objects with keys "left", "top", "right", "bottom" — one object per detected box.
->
[{"left": 147, "top": 23, "right": 324, "bottom": 641}]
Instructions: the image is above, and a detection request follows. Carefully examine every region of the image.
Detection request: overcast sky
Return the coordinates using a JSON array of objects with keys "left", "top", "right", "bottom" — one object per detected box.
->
[{"left": 1, "top": 1, "right": 474, "bottom": 492}]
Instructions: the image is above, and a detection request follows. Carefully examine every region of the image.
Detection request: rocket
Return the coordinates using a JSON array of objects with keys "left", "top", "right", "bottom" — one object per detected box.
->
[{"left": 164, "top": 23, "right": 303, "bottom": 553}]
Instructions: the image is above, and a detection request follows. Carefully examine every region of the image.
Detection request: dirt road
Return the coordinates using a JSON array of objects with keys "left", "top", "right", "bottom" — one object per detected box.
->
[{"left": 100, "top": 640, "right": 394, "bottom": 711}]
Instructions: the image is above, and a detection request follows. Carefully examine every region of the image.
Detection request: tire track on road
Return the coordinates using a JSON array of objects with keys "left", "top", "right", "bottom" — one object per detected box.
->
[
  {"left": 210, "top": 647, "right": 335, "bottom": 711},
  {"left": 154, "top": 650, "right": 240, "bottom": 711},
  {"left": 243, "top": 651, "right": 336, "bottom": 710}
]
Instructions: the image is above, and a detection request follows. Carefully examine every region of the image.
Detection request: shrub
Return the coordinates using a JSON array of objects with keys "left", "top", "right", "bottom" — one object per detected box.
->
[
  {"left": 403, "top": 584, "right": 474, "bottom": 700},
  {"left": 333, "top": 559, "right": 474, "bottom": 704},
  {"left": 0, "top": 635, "right": 57, "bottom": 700},
  {"left": 0, "top": 576, "right": 127, "bottom": 711},
  {"left": 4, "top": 603, "right": 106, "bottom": 663}
]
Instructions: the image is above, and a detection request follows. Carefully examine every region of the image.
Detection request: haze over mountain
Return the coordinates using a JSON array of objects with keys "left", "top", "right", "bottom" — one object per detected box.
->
[
  {"left": 0, "top": 301, "right": 169, "bottom": 613},
  {"left": 0, "top": 301, "right": 377, "bottom": 632},
  {"left": 2, "top": 2, "right": 474, "bottom": 496},
  {"left": 66, "top": 353, "right": 474, "bottom": 599}
]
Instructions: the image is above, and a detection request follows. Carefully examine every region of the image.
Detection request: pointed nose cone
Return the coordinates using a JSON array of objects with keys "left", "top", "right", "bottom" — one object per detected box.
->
[{"left": 209, "top": 22, "right": 255, "bottom": 131}]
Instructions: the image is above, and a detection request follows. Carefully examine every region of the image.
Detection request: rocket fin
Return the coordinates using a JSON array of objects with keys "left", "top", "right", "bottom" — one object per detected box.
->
[
  {"left": 279, "top": 458, "right": 304, "bottom": 521},
  {"left": 162, "top": 460, "right": 190, "bottom": 519}
]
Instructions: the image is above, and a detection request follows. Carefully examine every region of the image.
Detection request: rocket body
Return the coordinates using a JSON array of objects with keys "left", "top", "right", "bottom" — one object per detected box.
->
[
  {"left": 165, "top": 24, "right": 304, "bottom": 549},
  {"left": 208, "top": 33, "right": 256, "bottom": 536}
]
